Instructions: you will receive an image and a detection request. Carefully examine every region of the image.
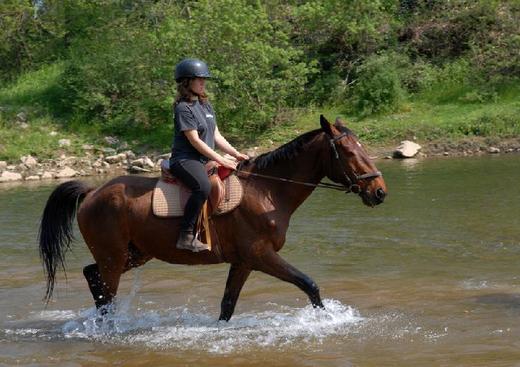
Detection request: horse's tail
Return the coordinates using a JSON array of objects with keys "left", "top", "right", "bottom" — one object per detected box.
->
[{"left": 38, "top": 180, "right": 94, "bottom": 303}]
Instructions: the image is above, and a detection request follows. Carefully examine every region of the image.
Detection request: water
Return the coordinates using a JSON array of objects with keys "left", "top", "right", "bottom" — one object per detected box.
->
[{"left": 1, "top": 155, "right": 520, "bottom": 366}]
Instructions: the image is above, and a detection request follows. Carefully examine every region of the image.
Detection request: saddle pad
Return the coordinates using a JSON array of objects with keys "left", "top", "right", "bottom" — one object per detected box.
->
[{"left": 152, "top": 175, "right": 243, "bottom": 217}]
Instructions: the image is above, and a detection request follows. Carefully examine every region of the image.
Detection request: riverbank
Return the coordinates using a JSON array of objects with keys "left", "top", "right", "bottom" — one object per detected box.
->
[
  {"left": 1, "top": 119, "right": 520, "bottom": 184},
  {"left": 2, "top": 86, "right": 520, "bottom": 183},
  {"left": 256, "top": 97, "right": 520, "bottom": 156},
  {"left": 1, "top": 131, "right": 519, "bottom": 184}
]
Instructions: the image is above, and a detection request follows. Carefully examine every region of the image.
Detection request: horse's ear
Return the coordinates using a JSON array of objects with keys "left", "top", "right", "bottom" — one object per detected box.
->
[
  {"left": 334, "top": 117, "right": 346, "bottom": 127},
  {"left": 320, "top": 114, "right": 333, "bottom": 136}
]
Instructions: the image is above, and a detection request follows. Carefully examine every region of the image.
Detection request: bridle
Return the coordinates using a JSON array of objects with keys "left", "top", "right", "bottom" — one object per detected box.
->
[
  {"left": 236, "top": 131, "right": 382, "bottom": 193},
  {"left": 328, "top": 132, "right": 382, "bottom": 193}
]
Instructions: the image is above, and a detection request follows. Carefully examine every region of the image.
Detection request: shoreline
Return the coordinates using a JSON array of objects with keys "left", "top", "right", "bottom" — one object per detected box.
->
[
  {"left": 1, "top": 136, "right": 519, "bottom": 185},
  {"left": 365, "top": 136, "right": 520, "bottom": 160}
]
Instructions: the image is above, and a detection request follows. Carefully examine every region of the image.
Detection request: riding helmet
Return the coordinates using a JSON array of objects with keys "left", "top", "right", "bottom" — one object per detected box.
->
[{"left": 174, "top": 58, "right": 212, "bottom": 82}]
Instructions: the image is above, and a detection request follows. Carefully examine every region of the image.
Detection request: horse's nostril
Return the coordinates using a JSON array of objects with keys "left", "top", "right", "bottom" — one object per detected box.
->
[{"left": 376, "top": 188, "right": 386, "bottom": 200}]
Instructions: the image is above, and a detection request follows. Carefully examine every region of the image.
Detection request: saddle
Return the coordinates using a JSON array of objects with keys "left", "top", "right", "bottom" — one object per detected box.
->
[{"left": 152, "top": 159, "right": 243, "bottom": 218}]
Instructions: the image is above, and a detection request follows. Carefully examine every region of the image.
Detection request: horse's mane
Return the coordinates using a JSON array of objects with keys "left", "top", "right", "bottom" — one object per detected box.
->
[
  {"left": 236, "top": 124, "right": 355, "bottom": 171},
  {"left": 249, "top": 129, "right": 323, "bottom": 170}
]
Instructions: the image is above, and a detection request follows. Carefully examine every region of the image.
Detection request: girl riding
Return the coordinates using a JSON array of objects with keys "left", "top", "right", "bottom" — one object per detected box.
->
[{"left": 170, "top": 58, "right": 249, "bottom": 252}]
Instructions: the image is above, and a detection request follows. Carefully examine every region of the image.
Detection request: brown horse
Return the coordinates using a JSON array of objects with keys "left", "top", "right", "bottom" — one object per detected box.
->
[{"left": 38, "top": 115, "right": 387, "bottom": 321}]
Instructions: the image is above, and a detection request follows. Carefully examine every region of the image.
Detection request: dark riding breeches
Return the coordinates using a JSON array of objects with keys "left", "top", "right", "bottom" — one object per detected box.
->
[{"left": 169, "top": 158, "right": 211, "bottom": 233}]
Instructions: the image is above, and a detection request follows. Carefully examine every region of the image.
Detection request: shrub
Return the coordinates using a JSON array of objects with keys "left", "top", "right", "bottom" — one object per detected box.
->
[
  {"left": 291, "top": 0, "right": 398, "bottom": 104},
  {"left": 348, "top": 52, "right": 406, "bottom": 117},
  {"left": 399, "top": 59, "right": 438, "bottom": 94},
  {"left": 468, "top": 3, "right": 520, "bottom": 80}
]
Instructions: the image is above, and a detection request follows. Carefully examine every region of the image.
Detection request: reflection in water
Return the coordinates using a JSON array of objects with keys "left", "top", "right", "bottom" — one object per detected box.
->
[
  {"left": 1, "top": 156, "right": 520, "bottom": 366},
  {"left": 398, "top": 158, "right": 421, "bottom": 170}
]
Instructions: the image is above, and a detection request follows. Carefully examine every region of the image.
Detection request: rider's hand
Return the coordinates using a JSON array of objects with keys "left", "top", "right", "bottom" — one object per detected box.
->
[
  {"left": 219, "top": 157, "right": 238, "bottom": 170},
  {"left": 235, "top": 152, "right": 250, "bottom": 161}
]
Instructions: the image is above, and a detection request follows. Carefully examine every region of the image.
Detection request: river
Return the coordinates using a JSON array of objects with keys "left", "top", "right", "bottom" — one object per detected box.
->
[{"left": 1, "top": 155, "right": 519, "bottom": 366}]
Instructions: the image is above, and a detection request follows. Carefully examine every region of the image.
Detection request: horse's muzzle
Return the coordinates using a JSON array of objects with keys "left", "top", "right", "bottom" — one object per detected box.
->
[
  {"left": 360, "top": 187, "right": 386, "bottom": 206},
  {"left": 375, "top": 187, "right": 386, "bottom": 203}
]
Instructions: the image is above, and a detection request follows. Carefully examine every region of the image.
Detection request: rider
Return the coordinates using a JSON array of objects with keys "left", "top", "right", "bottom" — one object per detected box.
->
[{"left": 170, "top": 58, "right": 249, "bottom": 252}]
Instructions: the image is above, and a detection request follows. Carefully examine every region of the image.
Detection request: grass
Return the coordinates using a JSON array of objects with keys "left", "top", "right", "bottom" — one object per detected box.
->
[
  {"left": 0, "top": 117, "right": 89, "bottom": 161},
  {"left": 256, "top": 88, "right": 520, "bottom": 152},
  {"left": 0, "top": 63, "right": 93, "bottom": 161},
  {"left": 0, "top": 62, "right": 68, "bottom": 115},
  {"left": 0, "top": 63, "right": 172, "bottom": 161}
]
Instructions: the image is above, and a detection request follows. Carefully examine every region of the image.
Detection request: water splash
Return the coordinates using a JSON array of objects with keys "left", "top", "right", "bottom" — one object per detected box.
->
[
  {"left": 2, "top": 270, "right": 442, "bottom": 353},
  {"left": 3, "top": 301, "right": 449, "bottom": 352},
  {"left": 60, "top": 299, "right": 362, "bottom": 353}
]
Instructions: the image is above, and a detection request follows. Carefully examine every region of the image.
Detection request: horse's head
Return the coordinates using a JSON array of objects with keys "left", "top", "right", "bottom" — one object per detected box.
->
[{"left": 320, "top": 115, "right": 387, "bottom": 206}]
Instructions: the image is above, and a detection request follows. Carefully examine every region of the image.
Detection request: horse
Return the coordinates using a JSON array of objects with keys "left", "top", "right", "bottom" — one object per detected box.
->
[{"left": 38, "top": 115, "right": 387, "bottom": 321}]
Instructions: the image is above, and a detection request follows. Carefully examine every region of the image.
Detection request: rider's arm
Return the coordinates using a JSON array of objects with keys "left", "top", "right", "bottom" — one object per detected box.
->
[
  {"left": 184, "top": 130, "right": 236, "bottom": 169},
  {"left": 214, "top": 126, "right": 240, "bottom": 157}
]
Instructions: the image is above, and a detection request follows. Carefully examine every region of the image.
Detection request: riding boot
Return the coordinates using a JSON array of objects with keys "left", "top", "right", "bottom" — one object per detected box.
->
[{"left": 176, "top": 231, "right": 210, "bottom": 252}]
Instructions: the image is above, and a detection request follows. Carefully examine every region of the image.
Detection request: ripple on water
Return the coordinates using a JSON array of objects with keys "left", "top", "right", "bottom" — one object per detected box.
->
[{"left": 460, "top": 279, "right": 493, "bottom": 290}]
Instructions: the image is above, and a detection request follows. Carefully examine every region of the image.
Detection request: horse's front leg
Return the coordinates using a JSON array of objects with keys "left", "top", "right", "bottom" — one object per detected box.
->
[
  {"left": 219, "top": 263, "right": 252, "bottom": 321},
  {"left": 254, "top": 251, "right": 324, "bottom": 308}
]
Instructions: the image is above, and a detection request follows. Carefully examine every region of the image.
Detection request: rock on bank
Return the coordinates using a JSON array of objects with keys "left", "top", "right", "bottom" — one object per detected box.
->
[{"left": 0, "top": 150, "right": 168, "bottom": 184}]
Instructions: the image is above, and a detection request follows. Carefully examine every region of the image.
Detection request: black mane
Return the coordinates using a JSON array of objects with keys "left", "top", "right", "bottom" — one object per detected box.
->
[
  {"left": 251, "top": 129, "right": 323, "bottom": 170},
  {"left": 236, "top": 124, "right": 355, "bottom": 171}
]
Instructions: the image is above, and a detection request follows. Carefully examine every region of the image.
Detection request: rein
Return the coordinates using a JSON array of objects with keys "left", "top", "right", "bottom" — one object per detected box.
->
[
  {"left": 236, "top": 132, "right": 382, "bottom": 193},
  {"left": 235, "top": 170, "right": 347, "bottom": 191}
]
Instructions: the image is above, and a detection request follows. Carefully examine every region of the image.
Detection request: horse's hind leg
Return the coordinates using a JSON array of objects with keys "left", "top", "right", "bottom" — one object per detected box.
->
[
  {"left": 78, "top": 188, "right": 137, "bottom": 313},
  {"left": 83, "top": 264, "right": 106, "bottom": 309},
  {"left": 81, "top": 231, "right": 128, "bottom": 312},
  {"left": 83, "top": 259, "right": 125, "bottom": 313},
  {"left": 83, "top": 242, "right": 151, "bottom": 312},
  {"left": 254, "top": 251, "right": 324, "bottom": 308}
]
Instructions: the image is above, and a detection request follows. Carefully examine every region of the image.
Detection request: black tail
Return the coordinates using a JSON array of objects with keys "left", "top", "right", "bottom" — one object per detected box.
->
[{"left": 38, "top": 180, "right": 94, "bottom": 303}]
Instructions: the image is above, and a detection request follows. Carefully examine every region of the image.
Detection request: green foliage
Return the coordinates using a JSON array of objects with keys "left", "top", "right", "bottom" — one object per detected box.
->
[
  {"left": 254, "top": 95, "right": 520, "bottom": 152},
  {"left": 399, "top": 59, "right": 438, "bottom": 94},
  {"left": 0, "top": 119, "right": 84, "bottom": 161},
  {"left": 468, "top": 2, "right": 520, "bottom": 80},
  {"left": 348, "top": 52, "right": 407, "bottom": 117},
  {"left": 399, "top": 1, "right": 520, "bottom": 78},
  {"left": 0, "top": 0, "right": 519, "bottom": 154},
  {"left": 0, "top": 0, "right": 67, "bottom": 82},
  {"left": 157, "top": 0, "right": 312, "bottom": 137},
  {"left": 54, "top": 0, "right": 312, "bottom": 138},
  {"left": 0, "top": 63, "right": 64, "bottom": 110},
  {"left": 58, "top": 1, "right": 171, "bottom": 130},
  {"left": 291, "top": 0, "right": 398, "bottom": 104},
  {"left": 412, "top": 59, "right": 474, "bottom": 103}
]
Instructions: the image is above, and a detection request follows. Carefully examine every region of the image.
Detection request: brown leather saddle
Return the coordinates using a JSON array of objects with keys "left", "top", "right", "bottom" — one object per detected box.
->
[{"left": 152, "top": 159, "right": 243, "bottom": 218}]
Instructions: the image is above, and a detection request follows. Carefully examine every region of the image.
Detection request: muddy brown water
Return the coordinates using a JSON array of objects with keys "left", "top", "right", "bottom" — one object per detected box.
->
[{"left": 1, "top": 155, "right": 520, "bottom": 366}]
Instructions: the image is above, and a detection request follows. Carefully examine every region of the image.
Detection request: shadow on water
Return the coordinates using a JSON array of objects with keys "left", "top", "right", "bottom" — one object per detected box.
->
[{"left": 471, "top": 293, "right": 520, "bottom": 309}]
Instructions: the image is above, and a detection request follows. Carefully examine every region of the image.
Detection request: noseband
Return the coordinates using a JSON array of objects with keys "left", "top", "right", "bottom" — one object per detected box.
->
[{"left": 329, "top": 132, "right": 382, "bottom": 193}]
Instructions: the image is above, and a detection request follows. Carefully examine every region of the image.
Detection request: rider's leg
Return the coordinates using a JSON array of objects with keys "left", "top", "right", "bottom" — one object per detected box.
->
[{"left": 170, "top": 158, "right": 211, "bottom": 252}]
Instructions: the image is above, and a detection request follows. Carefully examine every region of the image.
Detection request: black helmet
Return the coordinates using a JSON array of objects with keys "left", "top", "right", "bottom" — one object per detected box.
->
[{"left": 174, "top": 58, "right": 212, "bottom": 82}]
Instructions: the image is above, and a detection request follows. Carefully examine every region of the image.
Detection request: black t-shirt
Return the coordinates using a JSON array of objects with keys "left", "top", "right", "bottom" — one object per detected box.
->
[{"left": 171, "top": 100, "right": 216, "bottom": 162}]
